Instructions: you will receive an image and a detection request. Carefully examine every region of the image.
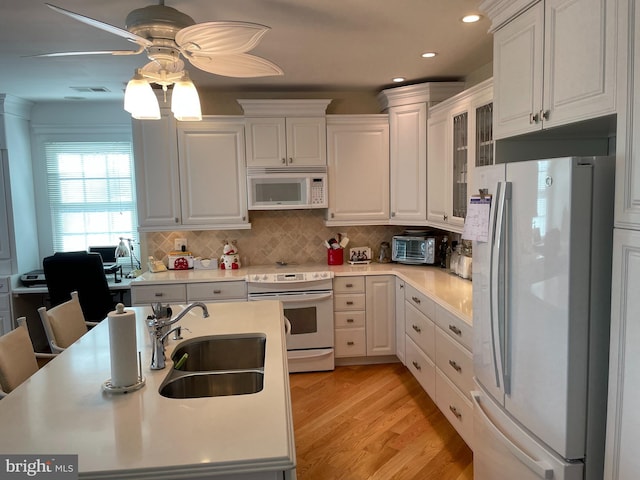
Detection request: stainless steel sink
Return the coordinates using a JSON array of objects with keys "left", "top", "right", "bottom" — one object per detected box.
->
[
  {"left": 159, "top": 334, "right": 267, "bottom": 399},
  {"left": 170, "top": 334, "right": 266, "bottom": 371},
  {"left": 159, "top": 371, "right": 264, "bottom": 399}
]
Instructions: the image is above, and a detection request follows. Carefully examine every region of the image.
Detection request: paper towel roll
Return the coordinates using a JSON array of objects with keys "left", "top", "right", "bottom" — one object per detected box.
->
[{"left": 108, "top": 303, "right": 138, "bottom": 387}]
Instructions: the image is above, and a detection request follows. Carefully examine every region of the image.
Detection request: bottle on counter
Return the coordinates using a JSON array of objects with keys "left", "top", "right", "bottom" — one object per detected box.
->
[{"left": 440, "top": 236, "right": 448, "bottom": 268}]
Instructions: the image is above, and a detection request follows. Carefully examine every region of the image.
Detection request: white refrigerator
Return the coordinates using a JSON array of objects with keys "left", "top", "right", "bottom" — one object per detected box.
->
[{"left": 471, "top": 156, "right": 615, "bottom": 480}]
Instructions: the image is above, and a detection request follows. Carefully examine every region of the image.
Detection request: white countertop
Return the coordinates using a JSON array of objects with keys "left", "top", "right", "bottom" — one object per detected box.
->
[
  {"left": 0, "top": 301, "right": 295, "bottom": 479},
  {"left": 132, "top": 263, "right": 473, "bottom": 322}
]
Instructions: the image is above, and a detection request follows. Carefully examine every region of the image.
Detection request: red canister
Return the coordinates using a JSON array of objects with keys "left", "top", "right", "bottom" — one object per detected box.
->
[{"left": 327, "top": 248, "right": 344, "bottom": 265}]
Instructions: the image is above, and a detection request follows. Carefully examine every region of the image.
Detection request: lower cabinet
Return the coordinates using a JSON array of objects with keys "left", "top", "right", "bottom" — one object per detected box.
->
[
  {"left": 334, "top": 275, "right": 395, "bottom": 358},
  {"left": 403, "top": 282, "right": 473, "bottom": 449},
  {"left": 131, "top": 281, "right": 247, "bottom": 306}
]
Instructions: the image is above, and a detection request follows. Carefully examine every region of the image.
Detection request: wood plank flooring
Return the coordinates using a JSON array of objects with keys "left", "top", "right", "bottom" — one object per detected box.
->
[{"left": 289, "top": 363, "right": 473, "bottom": 480}]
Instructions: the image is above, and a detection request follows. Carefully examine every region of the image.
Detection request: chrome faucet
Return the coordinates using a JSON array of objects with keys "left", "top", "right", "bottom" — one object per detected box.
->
[{"left": 149, "top": 302, "right": 210, "bottom": 370}]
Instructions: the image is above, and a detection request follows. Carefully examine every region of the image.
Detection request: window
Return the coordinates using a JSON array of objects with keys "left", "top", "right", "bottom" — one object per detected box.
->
[{"left": 44, "top": 141, "right": 138, "bottom": 252}]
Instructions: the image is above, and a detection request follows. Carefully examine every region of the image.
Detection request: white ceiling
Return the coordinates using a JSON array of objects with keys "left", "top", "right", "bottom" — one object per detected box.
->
[{"left": 0, "top": 0, "right": 493, "bottom": 103}]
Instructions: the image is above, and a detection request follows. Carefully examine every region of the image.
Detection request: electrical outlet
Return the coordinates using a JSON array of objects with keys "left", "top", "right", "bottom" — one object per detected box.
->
[{"left": 174, "top": 238, "right": 188, "bottom": 251}]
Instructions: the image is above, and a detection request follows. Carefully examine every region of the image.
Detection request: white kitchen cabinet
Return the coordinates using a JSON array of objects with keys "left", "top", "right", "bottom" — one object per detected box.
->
[
  {"left": 325, "top": 115, "right": 390, "bottom": 225},
  {"left": 131, "top": 283, "right": 187, "bottom": 306},
  {"left": 186, "top": 281, "right": 247, "bottom": 302},
  {"left": 605, "top": 228, "right": 640, "bottom": 480},
  {"left": 177, "top": 119, "right": 249, "bottom": 228},
  {"left": 485, "top": 0, "right": 617, "bottom": 139},
  {"left": 395, "top": 278, "right": 406, "bottom": 364},
  {"left": 133, "top": 109, "right": 182, "bottom": 230},
  {"left": 365, "top": 275, "right": 395, "bottom": 356},
  {"left": 334, "top": 276, "right": 367, "bottom": 358},
  {"left": 378, "top": 82, "right": 465, "bottom": 225},
  {"left": 0, "top": 152, "right": 11, "bottom": 262},
  {"left": 614, "top": 0, "right": 640, "bottom": 229},
  {"left": 0, "top": 277, "right": 11, "bottom": 335},
  {"left": 134, "top": 113, "right": 250, "bottom": 231},
  {"left": 244, "top": 117, "right": 327, "bottom": 167},
  {"left": 238, "top": 99, "right": 331, "bottom": 168},
  {"left": 427, "top": 79, "right": 493, "bottom": 232},
  {"left": 402, "top": 282, "right": 473, "bottom": 448}
]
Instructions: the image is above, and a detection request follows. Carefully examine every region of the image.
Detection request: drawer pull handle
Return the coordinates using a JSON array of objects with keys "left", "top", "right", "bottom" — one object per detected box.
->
[
  {"left": 347, "top": 318, "right": 354, "bottom": 323},
  {"left": 346, "top": 283, "right": 354, "bottom": 288},
  {"left": 412, "top": 324, "right": 421, "bottom": 333},
  {"left": 213, "top": 289, "right": 222, "bottom": 294},
  {"left": 412, "top": 296, "right": 421, "bottom": 304},
  {"left": 412, "top": 361, "right": 421, "bottom": 371},
  {"left": 154, "top": 293, "right": 164, "bottom": 297},
  {"left": 449, "top": 360, "right": 462, "bottom": 373},
  {"left": 449, "top": 324, "right": 462, "bottom": 336},
  {"left": 346, "top": 301, "right": 354, "bottom": 305},
  {"left": 347, "top": 341, "right": 355, "bottom": 346},
  {"left": 449, "top": 405, "right": 462, "bottom": 419}
]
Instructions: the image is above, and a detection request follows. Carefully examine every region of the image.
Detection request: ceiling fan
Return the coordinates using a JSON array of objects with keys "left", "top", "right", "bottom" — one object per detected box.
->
[{"left": 40, "top": 1, "right": 284, "bottom": 81}]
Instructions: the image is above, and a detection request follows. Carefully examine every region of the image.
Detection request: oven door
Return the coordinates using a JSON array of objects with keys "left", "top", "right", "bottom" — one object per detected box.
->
[{"left": 248, "top": 290, "right": 334, "bottom": 350}]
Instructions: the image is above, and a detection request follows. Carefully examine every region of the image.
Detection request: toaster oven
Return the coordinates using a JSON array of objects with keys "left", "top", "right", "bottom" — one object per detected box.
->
[{"left": 392, "top": 235, "right": 438, "bottom": 265}]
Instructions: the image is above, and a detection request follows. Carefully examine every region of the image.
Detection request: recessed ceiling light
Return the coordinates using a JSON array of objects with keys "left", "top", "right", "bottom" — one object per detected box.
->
[
  {"left": 421, "top": 52, "right": 437, "bottom": 58},
  {"left": 392, "top": 77, "right": 405, "bottom": 83},
  {"left": 462, "top": 14, "right": 482, "bottom": 23}
]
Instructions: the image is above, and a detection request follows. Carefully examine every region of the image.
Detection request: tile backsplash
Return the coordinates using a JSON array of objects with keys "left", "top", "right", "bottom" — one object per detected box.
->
[{"left": 142, "top": 210, "right": 409, "bottom": 267}]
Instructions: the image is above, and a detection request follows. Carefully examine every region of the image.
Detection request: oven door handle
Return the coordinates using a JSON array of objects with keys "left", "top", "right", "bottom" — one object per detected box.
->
[
  {"left": 248, "top": 292, "right": 333, "bottom": 303},
  {"left": 284, "top": 316, "right": 291, "bottom": 334}
]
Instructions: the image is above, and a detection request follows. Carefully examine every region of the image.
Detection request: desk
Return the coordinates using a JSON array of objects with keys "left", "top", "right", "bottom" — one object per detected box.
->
[{"left": 10, "top": 276, "right": 133, "bottom": 352}]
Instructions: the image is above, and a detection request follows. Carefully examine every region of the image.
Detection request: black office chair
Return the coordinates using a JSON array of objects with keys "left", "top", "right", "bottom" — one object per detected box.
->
[{"left": 43, "top": 251, "right": 116, "bottom": 323}]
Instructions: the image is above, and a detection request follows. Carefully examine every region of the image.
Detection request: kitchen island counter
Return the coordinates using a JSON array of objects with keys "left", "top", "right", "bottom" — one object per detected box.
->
[{"left": 0, "top": 301, "right": 295, "bottom": 480}]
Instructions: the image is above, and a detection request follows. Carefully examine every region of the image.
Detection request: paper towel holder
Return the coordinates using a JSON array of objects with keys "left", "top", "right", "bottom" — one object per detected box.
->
[{"left": 102, "top": 351, "right": 146, "bottom": 394}]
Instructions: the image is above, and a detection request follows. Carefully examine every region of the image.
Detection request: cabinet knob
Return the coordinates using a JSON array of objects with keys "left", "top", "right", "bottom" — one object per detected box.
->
[
  {"left": 391, "top": 212, "right": 396, "bottom": 217},
  {"left": 529, "top": 112, "right": 540, "bottom": 124},
  {"left": 412, "top": 361, "right": 421, "bottom": 371},
  {"left": 175, "top": 217, "right": 179, "bottom": 223},
  {"left": 282, "top": 158, "right": 286, "bottom": 164},
  {"left": 540, "top": 109, "right": 550, "bottom": 121},
  {"left": 412, "top": 324, "right": 421, "bottom": 333},
  {"left": 289, "top": 157, "right": 293, "bottom": 163},
  {"left": 443, "top": 214, "right": 448, "bottom": 221}
]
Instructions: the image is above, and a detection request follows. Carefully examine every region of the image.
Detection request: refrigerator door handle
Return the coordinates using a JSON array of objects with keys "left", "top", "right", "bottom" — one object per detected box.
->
[
  {"left": 490, "top": 181, "right": 507, "bottom": 392},
  {"left": 472, "top": 392, "right": 554, "bottom": 479},
  {"left": 501, "top": 181, "right": 512, "bottom": 394}
]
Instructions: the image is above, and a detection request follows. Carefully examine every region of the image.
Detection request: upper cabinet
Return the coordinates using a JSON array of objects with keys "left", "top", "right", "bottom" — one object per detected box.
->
[
  {"left": 176, "top": 119, "right": 249, "bottom": 228},
  {"left": 483, "top": 0, "right": 617, "bottom": 139},
  {"left": 614, "top": 0, "right": 640, "bottom": 229},
  {"left": 238, "top": 99, "right": 331, "bottom": 168},
  {"left": 134, "top": 112, "right": 250, "bottom": 231},
  {"left": 378, "top": 83, "right": 465, "bottom": 225},
  {"left": 325, "top": 115, "right": 390, "bottom": 225},
  {"left": 427, "top": 80, "right": 493, "bottom": 233}
]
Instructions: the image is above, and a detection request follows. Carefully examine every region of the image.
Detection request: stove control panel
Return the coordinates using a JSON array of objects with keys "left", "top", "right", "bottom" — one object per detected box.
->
[{"left": 249, "top": 271, "right": 332, "bottom": 283}]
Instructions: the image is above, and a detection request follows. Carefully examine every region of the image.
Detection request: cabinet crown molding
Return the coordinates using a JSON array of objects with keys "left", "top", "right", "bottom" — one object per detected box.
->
[
  {"left": 377, "top": 82, "right": 465, "bottom": 110},
  {"left": 479, "top": 0, "right": 539, "bottom": 32},
  {"left": 237, "top": 99, "right": 332, "bottom": 116}
]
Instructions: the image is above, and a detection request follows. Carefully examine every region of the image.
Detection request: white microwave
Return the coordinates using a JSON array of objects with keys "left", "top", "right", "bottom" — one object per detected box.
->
[{"left": 247, "top": 167, "right": 328, "bottom": 210}]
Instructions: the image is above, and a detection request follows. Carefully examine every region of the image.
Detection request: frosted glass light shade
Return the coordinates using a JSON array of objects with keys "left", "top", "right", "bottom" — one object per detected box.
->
[
  {"left": 124, "top": 73, "right": 161, "bottom": 120},
  {"left": 171, "top": 74, "right": 202, "bottom": 121}
]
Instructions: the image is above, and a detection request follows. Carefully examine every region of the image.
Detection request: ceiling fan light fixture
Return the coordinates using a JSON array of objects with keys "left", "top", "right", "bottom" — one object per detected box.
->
[
  {"left": 124, "top": 70, "right": 161, "bottom": 119},
  {"left": 171, "top": 72, "right": 202, "bottom": 121}
]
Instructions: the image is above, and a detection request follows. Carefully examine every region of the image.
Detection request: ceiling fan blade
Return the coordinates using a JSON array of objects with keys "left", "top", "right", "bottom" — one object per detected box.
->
[
  {"left": 176, "top": 22, "right": 270, "bottom": 55},
  {"left": 45, "top": 3, "right": 153, "bottom": 48},
  {"left": 27, "top": 47, "right": 145, "bottom": 58},
  {"left": 188, "top": 53, "right": 284, "bottom": 78}
]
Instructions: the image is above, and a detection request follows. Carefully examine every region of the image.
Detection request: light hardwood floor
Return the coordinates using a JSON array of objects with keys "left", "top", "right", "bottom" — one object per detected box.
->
[{"left": 289, "top": 363, "right": 473, "bottom": 480}]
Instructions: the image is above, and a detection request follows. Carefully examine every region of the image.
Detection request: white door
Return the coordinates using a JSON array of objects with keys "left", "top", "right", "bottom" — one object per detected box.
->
[
  {"left": 285, "top": 117, "right": 327, "bottom": 166},
  {"left": 473, "top": 389, "right": 584, "bottom": 480},
  {"left": 472, "top": 164, "right": 506, "bottom": 403},
  {"left": 426, "top": 111, "right": 449, "bottom": 226},
  {"left": 504, "top": 158, "right": 590, "bottom": 459}
]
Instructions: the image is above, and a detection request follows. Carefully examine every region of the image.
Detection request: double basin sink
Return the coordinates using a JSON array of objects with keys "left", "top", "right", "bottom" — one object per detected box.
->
[{"left": 159, "top": 334, "right": 266, "bottom": 399}]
